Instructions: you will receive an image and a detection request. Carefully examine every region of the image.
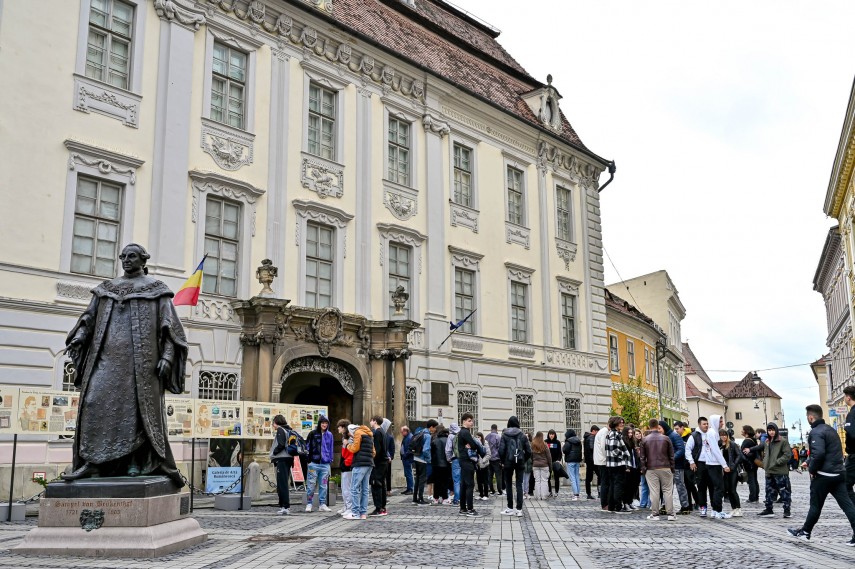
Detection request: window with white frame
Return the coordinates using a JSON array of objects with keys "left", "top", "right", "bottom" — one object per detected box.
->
[
  {"left": 510, "top": 281, "right": 528, "bottom": 343},
  {"left": 405, "top": 385, "right": 417, "bottom": 422},
  {"left": 454, "top": 268, "right": 476, "bottom": 334},
  {"left": 387, "top": 117, "right": 411, "bottom": 186},
  {"left": 453, "top": 143, "right": 473, "bottom": 206},
  {"left": 561, "top": 292, "right": 575, "bottom": 349},
  {"left": 556, "top": 185, "right": 572, "bottom": 241},
  {"left": 644, "top": 348, "right": 651, "bottom": 382},
  {"left": 565, "top": 397, "right": 581, "bottom": 433},
  {"left": 305, "top": 222, "right": 334, "bottom": 308},
  {"left": 85, "top": 0, "right": 134, "bottom": 90},
  {"left": 627, "top": 340, "right": 636, "bottom": 377},
  {"left": 609, "top": 334, "right": 619, "bottom": 372},
  {"left": 71, "top": 175, "right": 123, "bottom": 278},
  {"left": 308, "top": 83, "right": 336, "bottom": 161},
  {"left": 388, "top": 242, "right": 411, "bottom": 319},
  {"left": 506, "top": 166, "right": 524, "bottom": 225},
  {"left": 210, "top": 42, "right": 247, "bottom": 130},
  {"left": 457, "top": 390, "right": 479, "bottom": 429},
  {"left": 198, "top": 369, "right": 240, "bottom": 401},
  {"left": 203, "top": 196, "right": 240, "bottom": 297},
  {"left": 516, "top": 394, "right": 534, "bottom": 435}
]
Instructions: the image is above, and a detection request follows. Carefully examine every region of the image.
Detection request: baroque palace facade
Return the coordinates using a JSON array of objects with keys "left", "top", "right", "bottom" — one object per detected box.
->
[{"left": 0, "top": 0, "right": 614, "bottom": 463}]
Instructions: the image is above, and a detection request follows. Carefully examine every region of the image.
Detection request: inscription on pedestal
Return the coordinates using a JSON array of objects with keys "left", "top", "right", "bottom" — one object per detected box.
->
[{"left": 40, "top": 494, "right": 187, "bottom": 528}]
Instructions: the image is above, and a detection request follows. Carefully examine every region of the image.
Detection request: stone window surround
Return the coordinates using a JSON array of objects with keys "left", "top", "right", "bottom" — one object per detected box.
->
[
  {"left": 448, "top": 130, "right": 480, "bottom": 234},
  {"left": 609, "top": 333, "right": 620, "bottom": 373},
  {"left": 553, "top": 175, "right": 576, "bottom": 243},
  {"left": 293, "top": 199, "right": 353, "bottom": 310},
  {"left": 449, "top": 246, "right": 484, "bottom": 336},
  {"left": 201, "top": 23, "right": 261, "bottom": 133},
  {"left": 190, "top": 169, "right": 264, "bottom": 300},
  {"left": 382, "top": 100, "right": 420, "bottom": 190},
  {"left": 558, "top": 276, "right": 580, "bottom": 351},
  {"left": 378, "top": 223, "right": 426, "bottom": 320},
  {"left": 503, "top": 151, "right": 532, "bottom": 249},
  {"left": 60, "top": 139, "right": 144, "bottom": 275},
  {"left": 301, "top": 60, "right": 348, "bottom": 164},
  {"left": 72, "top": 0, "right": 147, "bottom": 127},
  {"left": 626, "top": 338, "right": 636, "bottom": 377},
  {"left": 506, "top": 262, "right": 535, "bottom": 344}
]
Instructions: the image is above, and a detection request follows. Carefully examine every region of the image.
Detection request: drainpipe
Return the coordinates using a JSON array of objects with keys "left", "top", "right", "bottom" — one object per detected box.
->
[{"left": 597, "top": 161, "right": 616, "bottom": 193}]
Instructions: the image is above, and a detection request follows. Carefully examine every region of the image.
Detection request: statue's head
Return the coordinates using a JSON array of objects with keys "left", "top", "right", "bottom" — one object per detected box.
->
[{"left": 119, "top": 243, "right": 151, "bottom": 276}]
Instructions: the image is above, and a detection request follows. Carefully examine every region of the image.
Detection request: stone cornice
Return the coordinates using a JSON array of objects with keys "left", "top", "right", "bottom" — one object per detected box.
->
[{"left": 826, "top": 78, "right": 855, "bottom": 218}]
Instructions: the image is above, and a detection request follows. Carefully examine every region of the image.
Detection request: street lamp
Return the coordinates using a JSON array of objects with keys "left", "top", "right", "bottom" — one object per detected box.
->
[
  {"left": 792, "top": 419, "right": 804, "bottom": 444},
  {"left": 655, "top": 338, "right": 667, "bottom": 419},
  {"left": 751, "top": 372, "right": 769, "bottom": 426}
]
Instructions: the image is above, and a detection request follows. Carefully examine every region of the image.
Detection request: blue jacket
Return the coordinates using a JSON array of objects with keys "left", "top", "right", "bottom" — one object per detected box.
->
[
  {"left": 401, "top": 433, "right": 414, "bottom": 461},
  {"left": 412, "top": 427, "right": 432, "bottom": 463},
  {"left": 660, "top": 421, "right": 686, "bottom": 469}
]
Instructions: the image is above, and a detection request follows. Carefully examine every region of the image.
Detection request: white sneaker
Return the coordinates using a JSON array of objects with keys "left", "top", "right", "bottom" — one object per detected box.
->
[
  {"left": 305, "top": 504, "right": 313, "bottom": 512},
  {"left": 336, "top": 508, "right": 345, "bottom": 514},
  {"left": 572, "top": 495, "right": 579, "bottom": 501},
  {"left": 515, "top": 509, "right": 523, "bottom": 517},
  {"left": 718, "top": 511, "right": 732, "bottom": 519},
  {"left": 632, "top": 500, "right": 640, "bottom": 507},
  {"left": 501, "top": 508, "right": 516, "bottom": 516},
  {"left": 443, "top": 498, "right": 453, "bottom": 505},
  {"left": 646, "top": 514, "right": 660, "bottom": 521},
  {"left": 481, "top": 496, "right": 489, "bottom": 501},
  {"left": 343, "top": 513, "right": 361, "bottom": 520},
  {"left": 731, "top": 508, "right": 743, "bottom": 518},
  {"left": 277, "top": 507, "right": 290, "bottom": 515},
  {"left": 667, "top": 515, "right": 676, "bottom": 521},
  {"left": 319, "top": 504, "right": 331, "bottom": 512}
]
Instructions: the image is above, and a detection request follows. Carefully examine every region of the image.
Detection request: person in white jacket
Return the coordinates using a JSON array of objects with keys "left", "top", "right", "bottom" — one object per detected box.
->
[
  {"left": 686, "top": 415, "right": 732, "bottom": 519},
  {"left": 594, "top": 422, "right": 609, "bottom": 510}
]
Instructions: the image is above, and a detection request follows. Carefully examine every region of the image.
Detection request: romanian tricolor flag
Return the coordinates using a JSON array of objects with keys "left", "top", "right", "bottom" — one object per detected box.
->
[{"left": 173, "top": 255, "right": 206, "bottom": 306}]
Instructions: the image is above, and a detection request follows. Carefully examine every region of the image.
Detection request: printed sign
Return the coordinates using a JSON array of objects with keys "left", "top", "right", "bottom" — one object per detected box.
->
[
  {"left": 194, "top": 400, "right": 243, "bottom": 438},
  {"left": 291, "top": 455, "right": 305, "bottom": 483},
  {"left": 165, "top": 396, "right": 195, "bottom": 438},
  {"left": 206, "top": 466, "right": 242, "bottom": 494},
  {"left": 837, "top": 406, "right": 849, "bottom": 418},
  {"left": 285, "top": 405, "right": 329, "bottom": 438},
  {"left": 244, "top": 402, "right": 287, "bottom": 439},
  {"left": 18, "top": 388, "right": 79, "bottom": 434},
  {"left": 0, "top": 386, "right": 19, "bottom": 433}
]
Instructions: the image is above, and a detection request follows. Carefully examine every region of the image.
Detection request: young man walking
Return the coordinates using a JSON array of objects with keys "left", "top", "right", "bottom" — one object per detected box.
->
[
  {"left": 457, "top": 412, "right": 486, "bottom": 516},
  {"left": 686, "top": 415, "right": 731, "bottom": 519},
  {"left": 788, "top": 405, "right": 855, "bottom": 544},
  {"left": 640, "top": 418, "right": 676, "bottom": 521},
  {"left": 400, "top": 425, "right": 414, "bottom": 495},
  {"left": 412, "top": 420, "right": 437, "bottom": 505},
  {"left": 369, "top": 416, "right": 391, "bottom": 516},
  {"left": 305, "top": 415, "right": 334, "bottom": 512},
  {"left": 750, "top": 422, "right": 792, "bottom": 518},
  {"left": 486, "top": 424, "right": 504, "bottom": 495},
  {"left": 270, "top": 415, "right": 294, "bottom": 515},
  {"left": 499, "top": 416, "right": 531, "bottom": 516}
]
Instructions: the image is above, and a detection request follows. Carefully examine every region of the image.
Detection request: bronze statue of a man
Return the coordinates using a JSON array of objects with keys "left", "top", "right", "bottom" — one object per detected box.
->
[{"left": 63, "top": 243, "right": 187, "bottom": 486}]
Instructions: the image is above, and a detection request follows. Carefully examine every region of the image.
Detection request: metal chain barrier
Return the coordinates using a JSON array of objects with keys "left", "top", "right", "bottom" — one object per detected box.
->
[{"left": 259, "top": 468, "right": 277, "bottom": 490}]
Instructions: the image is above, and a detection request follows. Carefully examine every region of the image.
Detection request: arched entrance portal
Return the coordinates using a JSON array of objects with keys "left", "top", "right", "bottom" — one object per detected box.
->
[{"left": 279, "top": 357, "right": 363, "bottom": 425}]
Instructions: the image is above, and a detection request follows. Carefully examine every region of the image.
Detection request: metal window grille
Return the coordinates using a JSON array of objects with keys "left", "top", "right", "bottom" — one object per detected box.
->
[
  {"left": 387, "top": 118, "right": 411, "bottom": 185},
  {"left": 388, "top": 242, "right": 411, "bottom": 318},
  {"left": 556, "top": 186, "right": 571, "bottom": 241},
  {"left": 453, "top": 143, "right": 472, "bottom": 206},
  {"left": 71, "top": 175, "right": 122, "bottom": 278},
  {"left": 561, "top": 293, "right": 575, "bottom": 349},
  {"left": 510, "top": 281, "right": 528, "bottom": 343},
  {"left": 506, "top": 167, "right": 524, "bottom": 225},
  {"left": 305, "top": 222, "right": 334, "bottom": 308},
  {"left": 198, "top": 370, "right": 240, "bottom": 401},
  {"left": 406, "top": 385, "right": 417, "bottom": 422},
  {"left": 565, "top": 397, "right": 581, "bottom": 433},
  {"left": 457, "top": 390, "right": 479, "bottom": 429},
  {"left": 308, "top": 83, "right": 336, "bottom": 160},
  {"left": 516, "top": 394, "right": 534, "bottom": 435},
  {"left": 210, "top": 42, "right": 247, "bottom": 129},
  {"left": 203, "top": 196, "right": 240, "bottom": 297},
  {"left": 86, "top": 0, "right": 134, "bottom": 89},
  {"left": 454, "top": 268, "right": 475, "bottom": 334},
  {"left": 62, "top": 361, "right": 79, "bottom": 392}
]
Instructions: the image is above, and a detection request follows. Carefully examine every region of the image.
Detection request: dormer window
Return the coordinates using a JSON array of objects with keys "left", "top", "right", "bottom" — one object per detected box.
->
[{"left": 520, "top": 74, "right": 563, "bottom": 131}]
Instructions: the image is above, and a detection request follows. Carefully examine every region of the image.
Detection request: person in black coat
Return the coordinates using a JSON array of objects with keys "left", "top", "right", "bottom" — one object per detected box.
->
[
  {"left": 583, "top": 426, "right": 600, "bottom": 500},
  {"left": 546, "top": 430, "right": 563, "bottom": 496},
  {"left": 563, "top": 429, "right": 582, "bottom": 498},
  {"left": 740, "top": 425, "right": 760, "bottom": 503}
]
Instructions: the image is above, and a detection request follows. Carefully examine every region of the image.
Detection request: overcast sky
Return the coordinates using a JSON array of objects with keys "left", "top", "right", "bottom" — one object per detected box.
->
[{"left": 454, "top": 0, "right": 855, "bottom": 437}]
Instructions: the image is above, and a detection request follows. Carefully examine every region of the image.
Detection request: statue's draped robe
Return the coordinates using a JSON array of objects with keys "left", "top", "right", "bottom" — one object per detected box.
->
[{"left": 67, "top": 276, "right": 187, "bottom": 486}]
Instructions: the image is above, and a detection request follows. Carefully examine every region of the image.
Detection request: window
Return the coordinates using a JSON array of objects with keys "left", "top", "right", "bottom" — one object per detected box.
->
[
  {"left": 510, "top": 281, "right": 528, "bottom": 343},
  {"left": 516, "top": 394, "right": 534, "bottom": 435},
  {"left": 430, "top": 382, "right": 449, "bottom": 406},
  {"left": 405, "top": 385, "right": 417, "bottom": 421},
  {"left": 71, "top": 175, "right": 122, "bottom": 278},
  {"left": 561, "top": 293, "right": 576, "bottom": 349},
  {"left": 454, "top": 268, "right": 476, "bottom": 334},
  {"left": 86, "top": 0, "right": 134, "bottom": 89},
  {"left": 565, "top": 397, "right": 581, "bottom": 433},
  {"left": 609, "top": 334, "right": 619, "bottom": 372},
  {"left": 387, "top": 117, "right": 411, "bottom": 185},
  {"left": 209, "top": 42, "right": 247, "bottom": 130},
  {"left": 735, "top": 412, "right": 743, "bottom": 420},
  {"left": 556, "top": 186, "right": 572, "bottom": 241},
  {"left": 627, "top": 340, "right": 636, "bottom": 377},
  {"left": 453, "top": 143, "right": 473, "bottom": 206},
  {"left": 506, "top": 166, "right": 524, "bottom": 225},
  {"left": 203, "top": 197, "right": 240, "bottom": 297},
  {"left": 308, "top": 83, "right": 336, "bottom": 160},
  {"left": 388, "top": 242, "right": 411, "bottom": 318},
  {"left": 198, "top": 369, "right": 240, "bottom": 400},
  {"left": 644, "top": 348, "right": 651, "bottom": 382},
  {"left": 457, "top": 390, "right": 479, "bottom": 429},
  {"left": 305, "top": 222, "right": 334, "bottom": 308}
]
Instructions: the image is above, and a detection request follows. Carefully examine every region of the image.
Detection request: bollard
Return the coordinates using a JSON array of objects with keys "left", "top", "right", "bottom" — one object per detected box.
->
[{"left": 246, "top": 461, "right": 261, "bottom": 500}]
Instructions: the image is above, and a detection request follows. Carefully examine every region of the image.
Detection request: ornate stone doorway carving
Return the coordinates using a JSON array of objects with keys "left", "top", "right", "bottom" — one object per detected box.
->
[{"left": 279, "top": 356, "right": 361, "bottom": 425}]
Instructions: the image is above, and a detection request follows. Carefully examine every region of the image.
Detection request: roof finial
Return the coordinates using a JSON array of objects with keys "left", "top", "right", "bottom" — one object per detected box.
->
[{"left": 546, "top": 74, "right": 553, "bottom": 86}]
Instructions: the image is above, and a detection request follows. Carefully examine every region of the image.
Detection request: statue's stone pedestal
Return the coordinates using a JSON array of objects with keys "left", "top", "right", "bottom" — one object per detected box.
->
[{"left": 12, "top": 477, "right": 207, "bottom": 558}]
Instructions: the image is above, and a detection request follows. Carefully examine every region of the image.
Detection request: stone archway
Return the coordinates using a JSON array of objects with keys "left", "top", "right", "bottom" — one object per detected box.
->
[{"left": 278, "top": 356, "right": 363, "bottom": 424}]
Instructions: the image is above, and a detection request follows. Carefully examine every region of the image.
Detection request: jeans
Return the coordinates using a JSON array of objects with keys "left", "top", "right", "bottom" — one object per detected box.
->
[
  {"left": 598, "top": 465, "right": 610, "bottom": 508},
  {"left": 695, "top": 462, "right": 724, "bottom": 512},
  {"left": 351, "top": 466, "right": 372, "bottom": 516},
  {"left": 802, "top": 473, "right": 855, "bottom": 534},
  {"left": 674, "top": 468, "right": 689, "bottom": 508},
  {"left": 639, "top": 473, "right": 650, "bottom": 507},
  {"left": 341, "top": 470, "right": 353, "bottom": 513},
  {"left": 606, "top": 466, "right": 625, "bottom": 511},
  {"left": 746, "top": 465, "right": 760, "bottom": 501},
  {"left": 402, "top": 457, "right": 415, "bottom": 492},
  {"left": 567, "top": 462, "right": 581, "bottom": 495},
  {"left": 764, "top": 474, "right": 791, "bottom": 511},
  {"left": 585, "top": 461, "right": 600, "bottom": 497},
  {"left": 504, "top": 465, "right": 524, "bottom": 510},
  {"left": 490, "top": 459, "right": 504, "bottom": 493},
  {"left": 306, "top": 463, "right": 330, "bottom": 506},
  {"left": 846, "top": 456, "right": 855, "bottom": 506},
  {"left": 413, "top": 461, "right": 427, "bottom": 502},
  {"left": 371, "top": 462, "right": 387, "bottom": 510},
  {"left": 646, "top": 469, "right": 674, "bottom": 515},
  {"left": 451, "top": 459, "right": 461, "bottom": 501},
  {"left": 533, "top": 467, "right": 550, "bottom": 499},
  {"left": 274, "top": 458, "right": 293, "bottom": 508},
  {"left": 522, "top": 472, "right": 531, "bottom": 495},
  {"left": 460, "top": 462, "right": 476, "bottom": 511}
]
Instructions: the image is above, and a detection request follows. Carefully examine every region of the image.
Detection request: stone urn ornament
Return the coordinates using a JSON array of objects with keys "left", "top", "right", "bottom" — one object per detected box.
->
[
  {"left": 391, "top": 285, "right": 408, "bottom": 316},
  {"left": 256, "top": 259, "right": 278, "bottom": 297}
]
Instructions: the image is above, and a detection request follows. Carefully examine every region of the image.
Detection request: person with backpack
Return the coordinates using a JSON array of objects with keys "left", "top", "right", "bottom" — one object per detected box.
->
[
  {"left": 305, "top": 415, "right": 334, "bottom": 513},
  {"left": 431, "top": 425, "right": 451, "bottom": 504},
  {"left": 446, "top": 423, "right": 462, "bottom": 506},
  {"left": 369, "top": 416, "right": 391, "bottom": 516},
  {"left": 486, "top": 424, "right": 504, "bottom": 496},
  {"left": 563, "top": 428, "right": 582, "bottom": 500},
  {"left": 270, "top": 415, "right": 294, "bottom": 515},
  {"left": 336, "top": 419, "right": 355, "bottom": 516},
  {"left": 411, "top": 420, "right": 437, "bottom": 505},
  {"left": 498, "top": 415, "right": 531, "bottom": 516},
  {"left": 400, "top": 425, "right": 414, "bottom": 495},
  {"left": 457, "top": 412, "right": 486, "bottom": 516},
  {"left": 344, "top": 423, "right": 375, "bottom": 520},
  {"left": 583, "top": 425, "right": 600, "bottom": 500},
  {"left": 546, "top": 430, "right": 562, "bottom": 497}
]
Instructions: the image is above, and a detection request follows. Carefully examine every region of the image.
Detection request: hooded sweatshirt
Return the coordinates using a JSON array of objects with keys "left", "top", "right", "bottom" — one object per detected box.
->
[
  {"left": 546, "top": 432, "right": 562, "bottom": 462},
  {"left": 498, "top": 416, "right": 531, "bottom": 467},
  {"left": 446, "top": 423, "right": 461, "bottom": 461},
  {"left": 373, "top": 418, "right": 391, "bottom": 466},
  {"left": 660, "top": 420, "right": 686, "bottom": 469},
  {"left": 593, "top": 427, "right": 608, "bottom": 466},
  {"left": 757, "top": 423, "right": 791, "bottom": 476},
  {"left": 562, "top": 429, "right": 582, "bottom": 463},
  {"left": 307, "top": 416, "right": 334, "bottom": 464},
  {"left": 347, "top": 425, "right": 376, "bottom": 468},
  {"left": 687, "top": 415, "right": 728, "bottom": 467},
  {"left": 486, "top": 429, "right": 501, "bottom": 461}
]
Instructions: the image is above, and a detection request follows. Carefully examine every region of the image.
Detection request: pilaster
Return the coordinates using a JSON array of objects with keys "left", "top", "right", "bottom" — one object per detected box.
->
[
  {"left": 354, "top": 87, "right": 374, "bottom": 316},
  {"left": 423, "top": 112, "right": 450, "bottom": 351},
  {"left": 536, "top": 162, "right": 552, "bottom": 345},
  {"left": 266, "top": 50, "right": 292, "bottom": 297}
]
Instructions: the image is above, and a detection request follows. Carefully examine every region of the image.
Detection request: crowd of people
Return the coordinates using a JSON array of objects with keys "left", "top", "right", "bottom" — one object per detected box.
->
[{"left": 264, "top": 386, "right": 855, "bottom": 544}]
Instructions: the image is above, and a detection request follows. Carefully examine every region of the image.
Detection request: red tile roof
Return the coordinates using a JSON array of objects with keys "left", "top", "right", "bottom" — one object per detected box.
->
[
  {"left": 331, "top": 0, "right": 594, "bottom": 154},
  {"left": 714, "top": 373, "right": 782, "bottom": 400},
  {"left": 604, "top": 288, "right": 659, "bottom": 330}
]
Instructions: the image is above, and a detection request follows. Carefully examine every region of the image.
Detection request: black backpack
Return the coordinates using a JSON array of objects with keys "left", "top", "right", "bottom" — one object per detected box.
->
[
  {"left": 504, "top": 433, "right": 523, "bottom": 465},
  {"left": 409, "top": 431, "right": 426, "bottom": 455}
]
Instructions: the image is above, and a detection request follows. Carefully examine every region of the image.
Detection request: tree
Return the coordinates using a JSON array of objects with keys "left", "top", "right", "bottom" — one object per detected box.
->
[{"left": 610, "top": 372, "right": 658, "bottom": 427}]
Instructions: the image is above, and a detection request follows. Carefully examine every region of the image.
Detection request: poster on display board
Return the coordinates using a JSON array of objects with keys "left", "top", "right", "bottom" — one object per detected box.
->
[
  {"left": 0, "top": 386, "right": 19, "bottom": 434},
  {"left": 18, "top": 388, "right": 79, "bottom": 434},
  {"left": 243, "top": 401, "right": 288, "bottom": 439},
  {"left": 164, "top": 396, "right": 195, "bottom": 439},
  {"left": 193, "top": 399, "right": 243, "bottom": 438},
  {"left": 285, "top": 405, "right": 329, "bottom": 438}
]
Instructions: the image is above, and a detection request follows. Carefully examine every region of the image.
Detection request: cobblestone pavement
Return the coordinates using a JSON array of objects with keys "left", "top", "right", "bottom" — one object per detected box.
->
[{"left": 0, "top": 472, "right": 853, "bottom": 568}]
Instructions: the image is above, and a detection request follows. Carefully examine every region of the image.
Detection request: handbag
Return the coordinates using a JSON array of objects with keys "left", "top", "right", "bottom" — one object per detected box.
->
[
  {"left": 736, "top": 463, "right": 747, "bottom": 483},
  {"left": 552, "top": 462, "right": 569, "bottom": 479},
  {"left": 753, "top": 458, "right": 763, "bottom": 468}
]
